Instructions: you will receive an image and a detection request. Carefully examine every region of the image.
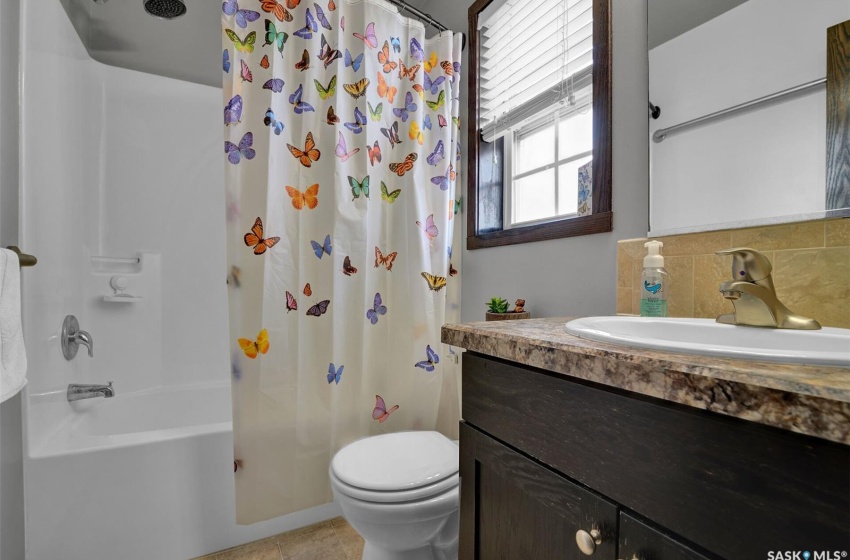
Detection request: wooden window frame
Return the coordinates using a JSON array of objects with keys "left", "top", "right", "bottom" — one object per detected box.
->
[{"left": 466, "top": 0, "right": 613, "bottom": 250}]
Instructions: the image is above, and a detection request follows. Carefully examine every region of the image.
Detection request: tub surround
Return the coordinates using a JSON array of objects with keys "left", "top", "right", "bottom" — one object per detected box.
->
[{"left": 442, "top": 317, "right": 850, "bottom": 444}]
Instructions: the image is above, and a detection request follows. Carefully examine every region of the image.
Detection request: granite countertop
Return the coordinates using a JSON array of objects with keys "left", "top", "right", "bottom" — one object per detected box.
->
[{"left": 441, "top": 317, "right": 850, "bottom": 445}]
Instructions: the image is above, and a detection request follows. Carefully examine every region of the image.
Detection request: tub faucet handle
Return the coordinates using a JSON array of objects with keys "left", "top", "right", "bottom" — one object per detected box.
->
[{"left": 61, "top": 315, "right": 94, "bottom": 360}]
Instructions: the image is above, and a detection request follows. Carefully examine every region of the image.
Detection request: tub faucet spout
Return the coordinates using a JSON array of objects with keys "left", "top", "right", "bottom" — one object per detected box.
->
[{"left": 67, "top": 382, "right": 114, "bottom": 402}]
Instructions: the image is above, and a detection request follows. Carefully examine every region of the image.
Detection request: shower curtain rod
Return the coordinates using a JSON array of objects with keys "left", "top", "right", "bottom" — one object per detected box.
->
[{"left": 385, "top": 0, "right": 466, "bottom": 49}]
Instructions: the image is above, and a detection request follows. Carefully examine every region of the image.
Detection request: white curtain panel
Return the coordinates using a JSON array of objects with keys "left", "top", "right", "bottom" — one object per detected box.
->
[{"left": 222, "top": 0, "right": 463, "bottom": 523}]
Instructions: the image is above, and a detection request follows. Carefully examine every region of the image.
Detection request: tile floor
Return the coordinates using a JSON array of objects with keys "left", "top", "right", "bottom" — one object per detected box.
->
[{"left": 194, "top": 517, "right": 364, "bottom": 560}]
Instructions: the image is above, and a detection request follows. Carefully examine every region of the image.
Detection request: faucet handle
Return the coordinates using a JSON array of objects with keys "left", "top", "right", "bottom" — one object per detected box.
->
[{"left": 716, "top": 247, "right": 772, "bottom": 282}]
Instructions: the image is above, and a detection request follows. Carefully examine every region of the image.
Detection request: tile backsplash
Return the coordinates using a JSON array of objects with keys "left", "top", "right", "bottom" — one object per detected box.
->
[{"left": 617, "top": 218, "right": 850, "bottom": 328}]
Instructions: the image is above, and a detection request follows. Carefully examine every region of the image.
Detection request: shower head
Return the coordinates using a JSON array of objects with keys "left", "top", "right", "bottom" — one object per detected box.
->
[{"left": 144, "top": 0, "right": 186, "bottom": 19}]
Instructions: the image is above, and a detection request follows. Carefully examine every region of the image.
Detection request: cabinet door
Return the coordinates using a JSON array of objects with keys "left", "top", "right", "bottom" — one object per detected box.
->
[
  {"left": 460, "top": 422, "right": 618, "bottom": 560},
  {"left": 618, "top": 513, "right": 714, "bottom": 560}
]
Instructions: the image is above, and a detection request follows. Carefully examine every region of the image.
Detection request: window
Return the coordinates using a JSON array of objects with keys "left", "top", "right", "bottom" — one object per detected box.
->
[{"left": 467, "top": 0, "right": 612, "bottom": 249}]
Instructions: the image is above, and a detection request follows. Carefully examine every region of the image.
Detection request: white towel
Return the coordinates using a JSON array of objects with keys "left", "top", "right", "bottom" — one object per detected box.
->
[{"left": 0, "top": 248, "right": 27, "bottom": 403}]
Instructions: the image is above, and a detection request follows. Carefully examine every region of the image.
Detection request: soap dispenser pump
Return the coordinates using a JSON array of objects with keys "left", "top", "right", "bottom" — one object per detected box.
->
[{"left": 640, "top": 240, "right": 668, "bottom": 317}]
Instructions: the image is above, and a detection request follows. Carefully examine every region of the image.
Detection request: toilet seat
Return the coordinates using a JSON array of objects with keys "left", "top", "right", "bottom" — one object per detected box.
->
[
  {"left": 331, "top": 431, "right": 459, "bottom": 504},
  {"left": 330, "top": 468, "right": 459, "bottom": 504}
]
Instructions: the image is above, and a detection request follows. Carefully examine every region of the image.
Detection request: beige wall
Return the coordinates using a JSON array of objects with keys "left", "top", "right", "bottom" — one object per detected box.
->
[{"left": 617, "top": 218, "right": 850, "bottom": 328}]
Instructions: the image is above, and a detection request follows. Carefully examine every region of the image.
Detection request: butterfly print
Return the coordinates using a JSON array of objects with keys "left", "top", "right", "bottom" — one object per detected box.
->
[
  {"left": 392, "top": 92, "right": 417, "bottom": 122},
  {"left": 380, "top": 121, "right": 401, "bottom": 148},
  {"left": 409, "top": 38, "right": 424, "bottom": 62},
  {"left": 295, "top": 49, "right": 311, "bottom": 71},
  {"left": 414, "top": 344, "right": 439, "bottom": 371},
  {"left": 342, "top": 256, "right": 358, "bottom": 276},
  {"left": 327, "top": 363, "right": 343, "bottom": 384},
  {"left": 449, "top": 262, "right": 458, "bottom": 277},
  {"left": 225, "top": 132, "right": 256, "bottom": 164},
  {"left": 372, "top": 395, "right": 399, "bottom": 423},
  {"left": 303, "top": 283, "right": 312, "bottom": 296},
  {"left": 388, "top": 152, "right": 417, "bottom": 176},
  {"left": 343, "top": 78, "right": 369, "bottom": 99},
  {"left": 374, "top": 246, "right": 398, "bottom": 270},
  {"left": 390, "top": 36, "right": 401, "bottom": 53},
  {"left": 264, "top": 19, "right": 288, "bottom": 56},
  {"left": 340, "top": 15, "right": 345, "bottom": 30},
  {"left": 225, "top": 29, "right": 256, "bottom": 52},
  {"left": 223, "top": 49, "right": 231, "bottom": 73},
  {"left": 327, "top": 0, "right": 336, "bottom": 10},
  {"left": 423, "top": 71, "right": 445, "bottom": 95},
  {"left": 311, "top": 234, "right": 332, "bottom": 258},
  {"left": 260, "top": 54, "right": 270, "bottom": 68},
  {"left": 366, "top": 141, "right": 381, "bottom": 166},
  {"left": 423, "top": 51, "right": 438, "bottom": 73},
  {"left": 376, "top": 73, "right": 397, "bottom": 103},
  {"left": 237, "top": 329, "right": 269, "bottom": 359},
  {"left": 287, "top": 131, "right": 320, "bottom": 166},
  {"left": 348, "top": 175, "right": 370, "bottom": 199},
  {"left": 397, "top": 61, "right": 419, "bottom": 81},
  {"left": 421, "top": 272, "right": 447, "bottom": 292},
  {"left": 366, "top": 292, "right": 387, "bottom": 324},
  {"left": 437, "top": 114, "right": 447, "bottom": 128},
  {"left": 223, "top": 0, "right": 261, "bottom": 28},
  {"left": 326, "top": 105, "right": 340, "bottom": 125},
  {"left": 335, "top": 132, "right": 360, "bottom": 162},
  {"left": 426, "top": 90, "right": 445, "bottom": 111},
  {"left": 344, "top": 49, "right": 364, "bottom": 71},
  {"left": 408, "top": 121, "right": 424, "bottom": 145},
  {"left": 317, "top": 34, "right": 342, "bottom": 68},
  {"left": 313, "top": 3, "right": 332, "bottom": 29},
  {"left": 264, "top": 108, "right": 284, "bottom": 135},
  {"left": 259, "top": 0, "right": 293, "bottom": 22},
  {"left": 263, "top": 78, "right": 285, "bottom": 92},
  {"left": 285, "top": 183, "right": 319, "bottom": 209},
  {"left": 411, "top": 83, "right": 425, "bottom": 99},
  {"left": 380, "top": 181, "right": 401, "bottom": 203},
  {"left": 367, "top": 101, "right": 383, "bottom": 121},
  {"left": 294, "top": 8, "right": 317, "bottom": 39},
  {"left": 377, "top": 41, "right": 397, "bottom": 73},
  {"left": 306, "top": 300, "right": 330, "bottom": 316},
  {"left": 314, "top": 75, "right": 336, "bottom": 100},
  {"left": 285, "top": 291, "right": 298, "bottom": 312},
  {"left": 431, "top": 164, "right": 455, "bottom": 191},
  {"left": 353, "top": 22, "right": 377, "bottom": 49},
  {"left": 416, "top": 214, "right": 438, "bottom": 241},
  {"left": 224, "top": 94, "right": 243, "bottom": 125},
  {"left": 243, "top": 217, "right": 280, "bottom": 254},
  {"left": 440, "top": 60, "right": 460, "bottom": 76},
  {"left": 289, "top": 84, "right": 315, "bottom": 113},
  {"left": 426, "top": 140, "right": 444, "bottom": 166},
  {"left": 423, "top": 114, "right": 432, "bottom": 130},
  {"left": 344, "top": 107, "right": 367, "bottom": 134}
]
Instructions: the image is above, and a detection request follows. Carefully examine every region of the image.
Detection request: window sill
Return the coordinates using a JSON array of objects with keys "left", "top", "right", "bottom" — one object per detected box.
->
[{"left": 467, "top": 211, "right": 613, "bottom": 250}]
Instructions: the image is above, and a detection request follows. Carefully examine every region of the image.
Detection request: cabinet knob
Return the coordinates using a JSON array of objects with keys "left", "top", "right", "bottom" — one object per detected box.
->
[{"left": 575, "top": 528, "right": 602, "bottom": 555}]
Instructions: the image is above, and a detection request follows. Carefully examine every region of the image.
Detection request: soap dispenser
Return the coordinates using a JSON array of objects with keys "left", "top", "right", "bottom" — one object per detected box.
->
[{"left": 640, "top": 240, "right": 668, "bottom": 317}]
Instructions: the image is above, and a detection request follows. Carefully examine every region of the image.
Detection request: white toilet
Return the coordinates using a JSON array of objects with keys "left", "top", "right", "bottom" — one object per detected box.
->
[{"left": 329, "top": 431, "right": 460, "bottom": 560}]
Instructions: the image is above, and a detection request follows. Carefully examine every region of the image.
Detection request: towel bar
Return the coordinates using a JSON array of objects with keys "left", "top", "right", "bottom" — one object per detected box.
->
[{"left": 6, "top": 246, "right": 37, "bottom": 267}]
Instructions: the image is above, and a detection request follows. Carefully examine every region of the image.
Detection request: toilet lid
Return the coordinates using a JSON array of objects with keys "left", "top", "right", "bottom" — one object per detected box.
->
[{"left": 331, "top": 431, "right": 458, "bottom": 492}]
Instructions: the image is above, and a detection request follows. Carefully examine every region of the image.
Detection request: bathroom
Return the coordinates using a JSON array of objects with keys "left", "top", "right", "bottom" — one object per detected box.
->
[{"left": 0, "top": 0, "right": 847, "bottom": 558}]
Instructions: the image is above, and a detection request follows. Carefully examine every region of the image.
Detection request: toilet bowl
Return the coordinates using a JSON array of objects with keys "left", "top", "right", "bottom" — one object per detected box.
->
[{"left": 329, "top": 431, "right": 460, "bottom": 560}]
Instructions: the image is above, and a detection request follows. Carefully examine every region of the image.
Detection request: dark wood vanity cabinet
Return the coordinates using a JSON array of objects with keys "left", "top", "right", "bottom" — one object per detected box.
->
[{"left": 459, "top": 352, "right": 850, "bottom": 560}]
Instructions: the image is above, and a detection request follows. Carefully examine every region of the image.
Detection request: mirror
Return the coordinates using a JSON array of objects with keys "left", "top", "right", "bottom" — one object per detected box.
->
[{"left": 648, "top": 0, "right": 850, "bottom": 235}]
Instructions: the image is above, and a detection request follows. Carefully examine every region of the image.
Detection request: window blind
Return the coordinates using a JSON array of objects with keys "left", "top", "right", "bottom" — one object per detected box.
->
[{"left": 478, "top": 0, "right": 593, "bottom": 139}]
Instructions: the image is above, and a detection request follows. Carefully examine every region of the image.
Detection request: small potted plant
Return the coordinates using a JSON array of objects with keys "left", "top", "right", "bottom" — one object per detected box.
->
[{"left": 485, "top": 298, "right": 530, "bottom": 321}]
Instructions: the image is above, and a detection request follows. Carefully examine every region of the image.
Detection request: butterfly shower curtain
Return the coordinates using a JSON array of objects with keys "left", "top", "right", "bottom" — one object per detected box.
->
[{"left": 222, "top": 0, "right": 463, "bottom": 523}]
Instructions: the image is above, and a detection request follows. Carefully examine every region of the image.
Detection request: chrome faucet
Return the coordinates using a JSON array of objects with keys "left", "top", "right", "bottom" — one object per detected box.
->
[
  {"left": 67, "top": 382, "right": 115, "bottom": 401},
  {"left": 716, "top": 248, "right": 821, "bottom": 330},
  {"left": 61, "top": 315, "right": 93, "bottom": 359}
]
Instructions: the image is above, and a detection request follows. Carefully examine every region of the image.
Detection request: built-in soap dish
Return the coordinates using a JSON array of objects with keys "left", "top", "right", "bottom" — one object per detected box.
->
[{"left": 102, "top": 276, "right": 142, "bottom": 303}]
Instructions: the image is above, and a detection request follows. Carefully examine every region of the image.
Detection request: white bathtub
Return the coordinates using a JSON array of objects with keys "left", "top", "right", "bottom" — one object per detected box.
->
[{"left": 24, "top": 382, "right": 339, "bottom": 560}]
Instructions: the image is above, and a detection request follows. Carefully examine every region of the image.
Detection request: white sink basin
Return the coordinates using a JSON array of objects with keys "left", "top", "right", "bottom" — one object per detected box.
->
[{"left": 565, "top": 317, "right": 850, "bottom": 367}]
